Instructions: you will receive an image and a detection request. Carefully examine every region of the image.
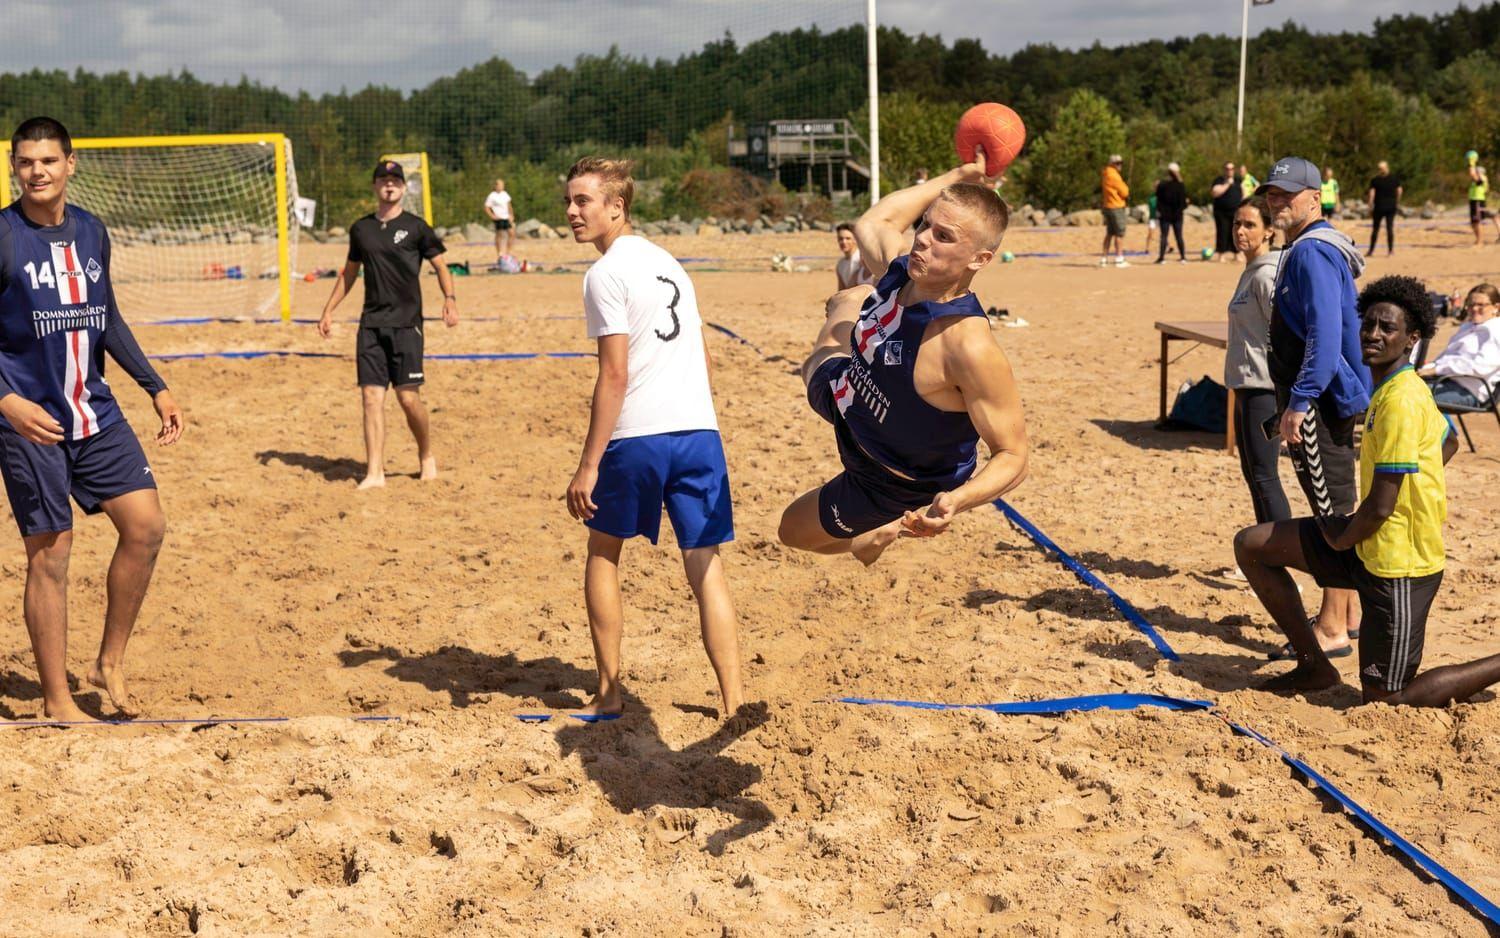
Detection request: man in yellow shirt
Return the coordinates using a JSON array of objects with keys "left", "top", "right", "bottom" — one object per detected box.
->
[
  {"left": 1320, "top": 166, "right": 1340, "bottom": 219},
  {"left": 1099, "top": 154, "right": 1130, "bottom": 268},
  {"left": 1235, "top": 274, "right": 1500, "bottom": 705}
]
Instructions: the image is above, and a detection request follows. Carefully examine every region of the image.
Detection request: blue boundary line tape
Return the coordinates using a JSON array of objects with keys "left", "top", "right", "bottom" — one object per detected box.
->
[
  {"left": 515, "top": 712, "right": 621, "bottom": 724},
  {"left": 140, "top": 315, "right": 567, "bottom": 326},
  {"left": 705, "top": 321, "right": 769, "bottom": 356},
  {"left": 993, "top": 499, "right": 1179, "bottom": 661},
  {"left": 0, "top": 714, "right": 400, "bottom": 729},
  {"left": 836, "top": 692, "right": 1500, "bottom": 928}
]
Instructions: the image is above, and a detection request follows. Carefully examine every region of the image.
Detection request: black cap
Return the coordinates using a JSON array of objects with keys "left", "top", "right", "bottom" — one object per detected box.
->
[{"left": 373, "top": 160, "right": 405, "bottom": 181}]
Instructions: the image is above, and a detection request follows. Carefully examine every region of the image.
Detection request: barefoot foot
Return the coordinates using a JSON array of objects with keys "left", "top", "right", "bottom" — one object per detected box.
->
[
  {"left": 851, "top": 518, "right": 904, "bottom": 567},
  {"left": 419, "top": 456, "right": 437, "bottom": 481},
  {"left": 42, "top": 697, "right": 96, "bottom": 724},
  {"left": 88, "top": 660, "right": 140, "bottom": 718},
  {"left": 357, "top": 474, "right": 386, "bottom": 490},
  {"left": 571, "top": 694, "right": 623, "bottom": 720}
]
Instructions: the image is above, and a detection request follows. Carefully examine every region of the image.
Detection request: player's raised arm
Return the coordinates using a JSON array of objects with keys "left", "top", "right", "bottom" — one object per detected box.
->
[{"left": 854, "top": 150, "right": 997, "bottom": 274}]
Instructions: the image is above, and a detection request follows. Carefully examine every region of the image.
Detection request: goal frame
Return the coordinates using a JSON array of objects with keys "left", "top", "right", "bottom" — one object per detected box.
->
[
  {"left": 379, "top": 151, "right": 434, "bottom": 225},
  {"left": 2, "top": 132, "right": 296, "bottom": 321}
]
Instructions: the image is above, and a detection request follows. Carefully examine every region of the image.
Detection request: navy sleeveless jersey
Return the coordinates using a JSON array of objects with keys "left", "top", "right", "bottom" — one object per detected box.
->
[
  {"left": 828, "top": 256, "right": 986, "bottom": 483},
  {"left": 0, "top": 202, "right": 126, "bottom": 439}
]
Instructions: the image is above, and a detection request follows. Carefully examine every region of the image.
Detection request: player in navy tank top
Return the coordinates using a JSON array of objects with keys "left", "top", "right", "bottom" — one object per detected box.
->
[
  {"left": 778, "top": 149, "right": 1029, "bottom": 566},
  {"left": 1, "top": 117, "right": 183, "bottom": 722}
]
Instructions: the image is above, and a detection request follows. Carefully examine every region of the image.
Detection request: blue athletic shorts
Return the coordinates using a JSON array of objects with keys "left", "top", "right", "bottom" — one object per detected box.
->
[
  {"left": 806, "top": 357, "right": 946, "bottom": 538},
  {"left": 586, "top": 429, "right": 734, "bottom": 548},
  {"left": 0, "top": 419, "right": 156, "bottom": 537}
]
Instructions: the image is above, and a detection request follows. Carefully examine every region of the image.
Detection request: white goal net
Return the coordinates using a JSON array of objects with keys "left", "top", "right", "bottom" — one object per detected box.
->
[{"left": 5, "top": 134, "right": 300, "bottom": 320}]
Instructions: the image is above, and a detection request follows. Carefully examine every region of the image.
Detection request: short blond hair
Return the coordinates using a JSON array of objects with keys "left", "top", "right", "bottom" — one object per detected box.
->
[
  {"left": 937, "top": 183, "right": 1009, "bottom": 251},
  {"left": 566, "top": 157, "right": 635, "bottom": 216}
]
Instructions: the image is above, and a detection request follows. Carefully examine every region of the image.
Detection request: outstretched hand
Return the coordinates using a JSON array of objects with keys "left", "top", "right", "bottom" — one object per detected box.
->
[{"left": 901, "top": 490, "right": 959, "bottom": 538}]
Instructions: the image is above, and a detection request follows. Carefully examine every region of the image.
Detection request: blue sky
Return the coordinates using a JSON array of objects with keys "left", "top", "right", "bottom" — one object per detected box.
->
[{"left": 0, "top": 0, "right": 1474, "bottom": 94}]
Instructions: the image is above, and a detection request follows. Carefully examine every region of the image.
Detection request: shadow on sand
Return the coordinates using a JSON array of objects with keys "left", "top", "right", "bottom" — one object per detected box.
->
[{"left": 339, "top": 644, "right": 771, "bottom": 854}]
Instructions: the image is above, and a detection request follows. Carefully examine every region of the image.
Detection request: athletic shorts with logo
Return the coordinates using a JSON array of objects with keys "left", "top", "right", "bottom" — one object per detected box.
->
[
  {"left": 1297, "top": 518, "right": 1440, "bottom": 693},
  {"left": 0, "top": 420, "right": 155, "bottom": 537},
  {"left": 586, "top": 429, "right": 734, "bottom": 548},
  {"left": 807, "top": 356, "right": 946, "bottom": 538},
  {"left": 357, "top": 326, "right": 424, "bottom": 387}
]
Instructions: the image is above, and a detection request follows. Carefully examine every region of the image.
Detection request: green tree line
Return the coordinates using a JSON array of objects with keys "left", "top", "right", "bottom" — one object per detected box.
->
[{"left": 4, "top": 4, "right": 1500, "bottom": 222}]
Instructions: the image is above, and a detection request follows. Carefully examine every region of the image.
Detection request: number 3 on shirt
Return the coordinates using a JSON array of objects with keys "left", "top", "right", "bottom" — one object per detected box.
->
[{"left": 654, "top": 275, "right": 681, "bottom": 342}]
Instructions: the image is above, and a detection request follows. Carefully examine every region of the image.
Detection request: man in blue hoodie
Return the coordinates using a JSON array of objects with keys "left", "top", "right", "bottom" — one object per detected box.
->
[{"left": 1257, "top": 156, "right": 1373, "bottom": 662}]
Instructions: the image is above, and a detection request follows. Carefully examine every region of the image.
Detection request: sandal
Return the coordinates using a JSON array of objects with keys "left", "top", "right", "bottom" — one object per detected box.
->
[
  {"left": 1269, "top": 641, "right": 1353, "bottom": 661},
  {"left": 1305, "top": 615, "right": 1359, "bottom": 640}
]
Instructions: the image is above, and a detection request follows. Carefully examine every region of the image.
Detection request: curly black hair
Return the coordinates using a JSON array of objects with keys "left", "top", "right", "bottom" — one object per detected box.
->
[{"left": 1356, "top": 274, "right": 1437, "bottom": 339}]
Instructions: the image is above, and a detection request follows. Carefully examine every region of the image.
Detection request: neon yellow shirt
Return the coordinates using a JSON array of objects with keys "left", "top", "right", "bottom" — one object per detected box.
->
[
  {"left": 1321, "top": 179, "right": 1339, "bottom": 206},
  {"left": 1471, "top": 176, "right": 1489, "bottom": 202},
  {"left": 1357, "top": 367, "right": 1449, "bottom": 578},
  {"left": 1239, "top": 174, "right": 1259, "bottom": 198}
]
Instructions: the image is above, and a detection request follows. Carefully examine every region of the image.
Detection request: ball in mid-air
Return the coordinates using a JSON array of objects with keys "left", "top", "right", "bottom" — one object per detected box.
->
[{"left": 954, "top": 103, "right": 1027, "bottom": 177}]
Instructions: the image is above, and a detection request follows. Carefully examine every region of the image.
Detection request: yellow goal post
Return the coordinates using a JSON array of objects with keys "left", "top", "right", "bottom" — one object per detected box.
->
[{"left": 3, "top": 132, "right": 300, "bottom": 322}]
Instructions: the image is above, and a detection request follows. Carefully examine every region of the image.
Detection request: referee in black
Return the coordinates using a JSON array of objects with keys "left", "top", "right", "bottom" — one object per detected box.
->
[{"left": 319, "top": 160, "right": 459, "bottom": 488}]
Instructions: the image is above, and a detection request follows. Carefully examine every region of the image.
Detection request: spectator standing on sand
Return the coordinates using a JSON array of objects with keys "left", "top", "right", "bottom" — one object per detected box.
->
[
  {"left": 1366, "top": 161, "right": 1402, "bottom": 257},
  {"left": 484, "top": 178, "right": 514, "bottom": 262},
  {"left": 1099, "top": 154, "right": 1130, "bottom": 268},
  {"left": 1321, "top": 167, "right": 1340, "bottom": 220},
  {"left": 1154, "top": 162, "right": 1188, "bottom": 264},
  {"left": 1211, "top": 160, "right": 1242, "bottom": 262}
]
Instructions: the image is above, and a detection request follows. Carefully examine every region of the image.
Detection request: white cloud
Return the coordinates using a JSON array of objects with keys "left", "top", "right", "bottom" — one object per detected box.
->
[{"left": 0, "top": 0, "right": 1474, "bottom": 94}]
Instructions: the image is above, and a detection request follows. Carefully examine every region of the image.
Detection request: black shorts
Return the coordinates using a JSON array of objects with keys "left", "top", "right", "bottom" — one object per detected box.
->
[
  {"left": 357, "top": 326, "right": 425, "bottom": 388},
  {"left": 806, "top": 357, "right": 947, "bottom": 538},
  {"left": 0, "top": 420, "right": 156, "bottom": 537},
  {"left": 494, "top": 219, "right": 512, "bottom": 231},
  {"left": 1275, "top": 391, "right": 1357, "bottom": 517},
  {"left": 1471, "top": 199, "right": 1491, "bottom": 224},
  {"left": 1298, "top": 518, "right": 1442, "bottom": 693}
]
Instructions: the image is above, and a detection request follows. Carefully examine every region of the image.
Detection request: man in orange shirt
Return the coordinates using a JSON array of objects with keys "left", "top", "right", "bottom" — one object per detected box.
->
[{"left": 1100, "top": 154, "right": 1130, "bottom": 268}]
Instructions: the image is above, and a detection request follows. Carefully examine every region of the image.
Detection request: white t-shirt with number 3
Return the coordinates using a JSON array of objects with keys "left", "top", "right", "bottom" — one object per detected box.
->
[{"left": 584, "top": 235, "right": 718, "bottom": 440}]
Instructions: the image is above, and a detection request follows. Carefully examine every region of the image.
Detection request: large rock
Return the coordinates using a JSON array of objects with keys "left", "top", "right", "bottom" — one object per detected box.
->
[
  {"left": 811, "top": 220, "right": 832, "bottom": 232},
  {"left": 550, "top": 225, "right": 570, "bottom": 239},
  {"left": 1044, "top": 208, "right": 1063, "bottom": 225},
  {"left": 1129, "top": 203, "right": 1149, "bottom": 223},
  {"left": 1064, "top": 209, "right": 1104, "bottom": 227},
  {"left": 1185, "top": 205, "right": 1208, "bottom": 223},
  {"left": 1029, "top": 210, "right": 1047, "bottom": 227},
  {"left": 462, "top": 222, "right": 491, "bottom": 243},
  {"left": 516, "top": 218, "right": 547, "bottom": 237},
  {"left": 328, "top": 226, "right": 347, "bottom": 238},
  {"left": 696, "top": 224, "right": 723, "bottom": 237}
]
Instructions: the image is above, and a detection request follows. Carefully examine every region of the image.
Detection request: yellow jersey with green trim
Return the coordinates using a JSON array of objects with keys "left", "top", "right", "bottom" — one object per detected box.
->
[
  {"left": 1321, "top": 178, "right": 1339, "bottom": 206},
  {"left": 1357, "top": 366, "right": 1448, "bottom": 578}
]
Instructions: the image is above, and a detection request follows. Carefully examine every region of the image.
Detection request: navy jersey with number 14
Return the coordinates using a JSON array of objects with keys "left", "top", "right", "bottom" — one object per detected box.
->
[{"left": 0, "top": 202, "right": 166, "bottom": 440}]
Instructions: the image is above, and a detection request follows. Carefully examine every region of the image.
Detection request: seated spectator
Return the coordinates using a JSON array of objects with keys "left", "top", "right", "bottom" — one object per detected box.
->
[{"left": 1419, "top": 283, "right": 1500, "bottom": 406}]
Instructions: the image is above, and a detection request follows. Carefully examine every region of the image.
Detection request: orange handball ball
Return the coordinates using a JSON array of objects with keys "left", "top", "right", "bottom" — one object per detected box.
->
[{"left": 954, "top": 103, "right": 1026, "bottom": 177}]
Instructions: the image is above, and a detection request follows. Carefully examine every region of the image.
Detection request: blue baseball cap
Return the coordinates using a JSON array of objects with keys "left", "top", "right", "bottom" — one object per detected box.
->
[{"left": 1257, "top": 156, "right": 1320, "bottom": 194}]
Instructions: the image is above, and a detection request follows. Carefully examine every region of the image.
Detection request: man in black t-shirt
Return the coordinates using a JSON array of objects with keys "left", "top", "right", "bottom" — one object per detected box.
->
[
  {"left": 1366, "top": 161, "right": 1402, "bottom": 256},
  {"left": 319, "top": 160, "right": 459, "bottom": 489},
  {"left": 1209, "top": 160, "right": 1242, "bottom": 261}
]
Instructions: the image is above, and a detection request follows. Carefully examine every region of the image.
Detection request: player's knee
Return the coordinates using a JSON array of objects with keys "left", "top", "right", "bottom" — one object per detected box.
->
[
  {"left": 1232, "top": 524, "right": 1260, "bottom": 563},
  {"left": 26, "top": 534, "right": 72, "bottom": 580}
]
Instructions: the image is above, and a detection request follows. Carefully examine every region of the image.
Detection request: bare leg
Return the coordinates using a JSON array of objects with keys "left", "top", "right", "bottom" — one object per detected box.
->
[
  {"left": 777, "top": 488, "right": 904, "bottom": 566},
  {"left": 359, "top": 384, "right": 387, "bottom": 489},
  {"left": 500, "top": 227, "right": 512, "bottom": 257},
  {"left": 801, "top": 286, "right": 871, "bottom": 384},
  {"left": 22, "top": 530, "right": 92, "bottom": 722},
  {"left": 395, "top": 385, "right": 436, "bottom": 480},
  {"left": 681, "top": 545, "right": 744, "bottom": 716},
  {"left": 579, "top": 529, "right": 626, "bottom": 716},
  {"left": 1233, "top": 520, "right": 1342, "bottom": 692},
  {"left": 1312, "top": 587, "right": 1356, "bottom": 648},
  {"left": 1375, "top": 653, "right": 1500, "bottom": 707},
  {"left": 86, "top": 489, "right": 166, "bottom": 718},
  {"left": 494, "top": 226, "right": 504, "bottom": 260}
]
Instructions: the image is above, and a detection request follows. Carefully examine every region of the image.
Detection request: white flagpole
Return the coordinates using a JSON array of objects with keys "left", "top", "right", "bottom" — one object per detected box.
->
[
  {"left": 868, "top": 0, "right": 881, "bottom": 203},
  {"left": 1237, "top": 0, "right": 1250, "bottom": 152}
]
